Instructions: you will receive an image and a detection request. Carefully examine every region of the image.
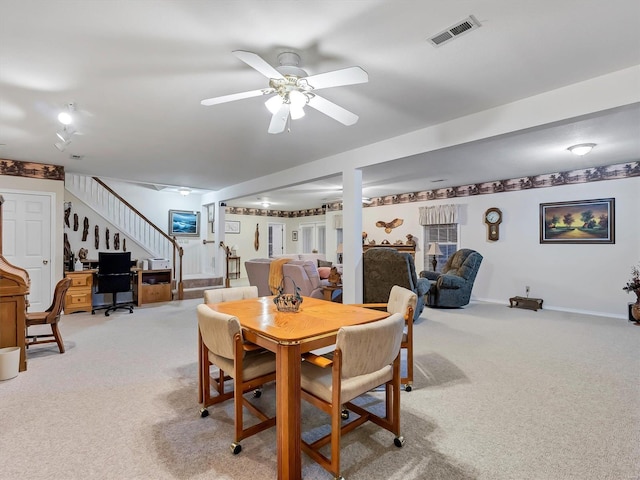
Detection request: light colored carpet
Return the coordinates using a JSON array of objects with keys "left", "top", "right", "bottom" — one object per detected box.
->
[{"left": 1, "top": 299, "right": 638, "bottom": 480}]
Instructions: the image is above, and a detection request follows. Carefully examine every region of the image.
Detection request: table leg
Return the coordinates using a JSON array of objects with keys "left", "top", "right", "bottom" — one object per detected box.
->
[{"left": 276, "top": 342, "right": 302, "bottom": 480}]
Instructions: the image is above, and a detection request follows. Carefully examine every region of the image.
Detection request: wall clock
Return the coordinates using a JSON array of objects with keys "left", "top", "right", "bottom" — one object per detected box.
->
[{"left": 484, "top": 207, "right": 502, "bottom": 241}]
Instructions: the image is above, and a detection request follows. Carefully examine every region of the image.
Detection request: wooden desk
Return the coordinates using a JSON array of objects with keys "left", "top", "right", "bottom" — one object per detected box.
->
[{"left": 205, "top": 296, "right": 389, "bottom": 480}]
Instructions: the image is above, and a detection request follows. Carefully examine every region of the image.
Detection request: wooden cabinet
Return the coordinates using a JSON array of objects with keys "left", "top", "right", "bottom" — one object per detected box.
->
[
  {"left": 137, "top": 269, "right": 172, "bottom": 306},
  {"left": 64, "top": 270, "right": 95, "bottom": 314},
  {"left": 363, "top": 244, "right": 416, "bottom": 258}
]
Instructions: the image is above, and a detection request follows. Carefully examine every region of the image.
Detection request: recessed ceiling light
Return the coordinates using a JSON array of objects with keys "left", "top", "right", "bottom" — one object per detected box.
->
[{"left": 567, "top": 143, "right": 596, "bottom": 156}]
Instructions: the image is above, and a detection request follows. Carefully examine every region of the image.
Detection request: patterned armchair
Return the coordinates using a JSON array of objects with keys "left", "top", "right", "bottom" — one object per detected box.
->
[
  {"left": 363, "top": 247, "right": 429, "bottom": 321},
  {"left": 420, "top": 248, "right": 483, "bottom": 308}
]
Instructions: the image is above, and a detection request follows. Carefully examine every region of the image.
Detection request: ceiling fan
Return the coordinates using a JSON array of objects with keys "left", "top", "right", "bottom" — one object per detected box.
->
[{"left": 200, "top": 50, "right": 368, "bottom": 134}]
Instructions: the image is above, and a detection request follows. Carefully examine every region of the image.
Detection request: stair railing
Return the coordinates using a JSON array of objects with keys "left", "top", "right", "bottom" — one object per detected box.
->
[{"left": 67, "top": 175, "right": 184, "bottom": 300}]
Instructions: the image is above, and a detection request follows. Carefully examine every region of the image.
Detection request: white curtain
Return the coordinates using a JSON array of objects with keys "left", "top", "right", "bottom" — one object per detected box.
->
[{"left": 419, "top": 204, "right": 459, "bottom": 225}]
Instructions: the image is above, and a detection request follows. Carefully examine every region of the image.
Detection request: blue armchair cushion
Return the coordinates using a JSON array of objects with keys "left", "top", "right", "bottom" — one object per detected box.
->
[{"left": 420, "top": 249, "right": 483, "bottom": 308}]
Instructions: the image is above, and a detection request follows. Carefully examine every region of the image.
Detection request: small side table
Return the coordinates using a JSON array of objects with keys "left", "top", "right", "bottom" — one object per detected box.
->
[
  {"left": 509, "top": 296, "right": 543, "bottom": 311},
  {"left": 323, "top": 284, "right": 342, "bottom": 302}
]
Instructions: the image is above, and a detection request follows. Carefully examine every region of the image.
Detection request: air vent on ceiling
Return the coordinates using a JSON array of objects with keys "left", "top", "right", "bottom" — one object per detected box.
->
[
  {"left": 69, "top": 154, "right": 84, "bottom": 160},
  {"left": 428, "top": 15, "right": 481, "bottom": 47}
]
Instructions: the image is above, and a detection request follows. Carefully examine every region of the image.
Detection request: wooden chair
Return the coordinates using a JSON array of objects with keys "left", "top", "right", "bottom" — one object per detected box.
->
[
  {"left": 300, "top": 313, "right": 405, "bottom": 480},
  {"left": 354, "top": 285, "right": 417, "bottom": 391},
  {"left": 196, "top": 304, "right": 276, "bottom": 454},
  {"left": 25, "top": 277, "right": 72, "bottom": 354},
  {"left": 203, "top": 285, "right": 258, "bottom": 304}
]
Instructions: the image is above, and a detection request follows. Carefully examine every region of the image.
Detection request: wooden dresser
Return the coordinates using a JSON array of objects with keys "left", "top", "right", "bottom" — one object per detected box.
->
[
  {"left": 64, "top": 270, "right": 95, "bottom": 314},
  {"left": 0, "top": 255, "right": 30, "bottom": 372}
]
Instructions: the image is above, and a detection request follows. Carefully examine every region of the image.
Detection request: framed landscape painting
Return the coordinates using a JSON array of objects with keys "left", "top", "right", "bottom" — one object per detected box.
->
[
  {"left": 539, "top": 198, "right": 614, "bottom": 244},
  {"left": 168, "top": 210, "right": 200, "bottom": 236}
]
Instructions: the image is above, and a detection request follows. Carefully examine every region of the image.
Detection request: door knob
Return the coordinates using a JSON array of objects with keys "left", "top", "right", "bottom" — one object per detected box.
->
[{"left": 43, "top": 260, "right": 48, "bottom": 265}]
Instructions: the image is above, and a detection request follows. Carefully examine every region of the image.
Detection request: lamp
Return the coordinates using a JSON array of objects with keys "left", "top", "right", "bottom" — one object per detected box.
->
[
  {"left": 427, "top": 242, "right": 443, "bottom": 271},
  {"left": 567, "top": 143, "right": 596, "bottom": 156},
  {"left": 178, "top": 187, "right": 191, "bottom": 196},
  {"left": 336, "top": 243, "right": 343, "bottom": 263}
]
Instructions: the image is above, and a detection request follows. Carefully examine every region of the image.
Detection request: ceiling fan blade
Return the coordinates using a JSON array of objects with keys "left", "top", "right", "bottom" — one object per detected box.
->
[
  {"left": 268, "top": 103, "right": 290, "bottom": 134},
  {"left": 308, "top": 95, "right": 359, "bottom": 126},
  {"left": 200, "top": 88, "right": 273, "bottom": 106},
  {"left": 304, "top": 66, "right": 368, "bottom": 90},
  {"left": 233, "top": 50, "right": 285, "bottom": 80}
]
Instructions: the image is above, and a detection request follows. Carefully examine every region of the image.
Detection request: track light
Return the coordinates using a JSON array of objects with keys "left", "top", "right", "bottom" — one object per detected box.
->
[
  {"left": 57, "top": 103, "right": 76, "bottom": 125},
  {"left": 567, "top": 143, "right": 596, "bottom": 156},
  {"left": 56, "top": 126, "right": 75, "bottom": 143}
]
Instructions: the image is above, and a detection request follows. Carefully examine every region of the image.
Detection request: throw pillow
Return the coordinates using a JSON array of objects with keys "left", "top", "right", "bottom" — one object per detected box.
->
[
  {"left": 317, "top": 259, "right": 332, "bottom": 268},
  {"left": 317, "top": 266, "right": 331, "bottom": 279}
]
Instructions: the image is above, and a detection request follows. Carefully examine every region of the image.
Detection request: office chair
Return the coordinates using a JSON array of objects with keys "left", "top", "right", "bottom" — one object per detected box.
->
[
  {"left": 196, "top": 304, "right": 276, "bottom": 454},
  {"left": 300, "top": 313, "right": 405, "bottom": 479},
  {"left": 25, "top": 277, "right": 72, "bottom": 354},
  {"left": 93, "top": 252, "right": 134, "bottom": 316}
]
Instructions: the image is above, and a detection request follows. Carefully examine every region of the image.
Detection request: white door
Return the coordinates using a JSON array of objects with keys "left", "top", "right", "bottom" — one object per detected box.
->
[
  {"left": 268, "top": 223, "right": 284, "bottom": 257},
  {"left": 2, "top": 192, "right": 53, "bottom": 310}
]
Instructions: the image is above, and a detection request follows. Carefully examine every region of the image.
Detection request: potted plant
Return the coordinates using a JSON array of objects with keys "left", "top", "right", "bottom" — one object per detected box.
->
[{"left": 623, "top": 263, "right": 640, "bottom": 323}]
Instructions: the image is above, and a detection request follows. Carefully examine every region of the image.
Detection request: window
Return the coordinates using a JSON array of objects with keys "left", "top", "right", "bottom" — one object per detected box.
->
[
  {"left": 300, "top": 223, "right": 325, "bottom": 254},
  {"left": 423, "top": 223, "right": 458, "bottom": 273}
]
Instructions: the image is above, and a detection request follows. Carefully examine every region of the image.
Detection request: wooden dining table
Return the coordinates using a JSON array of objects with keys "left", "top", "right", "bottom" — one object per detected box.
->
[{"left": 205, "top": 295, "right": 389, "bottom": 480}]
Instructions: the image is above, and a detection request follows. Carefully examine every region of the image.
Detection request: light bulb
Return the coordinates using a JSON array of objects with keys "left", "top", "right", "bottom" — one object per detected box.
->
[
  {"left": 58, "top": 112, "right": 73, "bottom": 125},
  {"left": 289, "top": 90, "right": 306, "bottom": 109},
  {"left": 290, "top": 105, "right": 305, "bottom": 120},
  {"left": 265, "top": 95, "right": 283, "bottom": 114}
]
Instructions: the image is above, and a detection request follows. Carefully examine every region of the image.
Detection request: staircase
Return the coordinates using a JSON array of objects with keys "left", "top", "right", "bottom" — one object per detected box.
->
[
  {"left": 65, "top": 173, "right": 187, "bottom": 298},
  {"left": 181, "top": 276, "right": 224, "bottom": 300}
]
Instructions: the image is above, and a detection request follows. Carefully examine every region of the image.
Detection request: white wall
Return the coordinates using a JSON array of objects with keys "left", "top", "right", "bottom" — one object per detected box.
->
[{"left": 360, "top": 177, "right": 639, "bottom": 318}]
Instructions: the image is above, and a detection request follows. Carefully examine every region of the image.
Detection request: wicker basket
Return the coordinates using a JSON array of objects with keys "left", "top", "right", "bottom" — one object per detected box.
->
[{"left": 273, "top": 276, "right": 303, "bottom": 313}]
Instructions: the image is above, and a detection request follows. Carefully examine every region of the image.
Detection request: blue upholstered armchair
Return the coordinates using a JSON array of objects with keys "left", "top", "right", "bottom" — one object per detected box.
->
[
  {"left": 363, "top": 247, "right": 430, "bottom": 321},
  {"left": 420, "top": 248, "right": 483, "bottom": 308}
]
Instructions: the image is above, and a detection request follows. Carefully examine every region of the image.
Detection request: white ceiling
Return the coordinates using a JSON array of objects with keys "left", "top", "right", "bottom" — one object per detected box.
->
[{"left": 1, "top": 1, "right": 639, "bottom": 210}]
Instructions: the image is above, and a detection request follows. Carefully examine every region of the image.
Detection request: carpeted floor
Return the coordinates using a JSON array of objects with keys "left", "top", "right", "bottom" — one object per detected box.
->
[{"left": 1, "top": 298, "right": 638, "bottom": 479}]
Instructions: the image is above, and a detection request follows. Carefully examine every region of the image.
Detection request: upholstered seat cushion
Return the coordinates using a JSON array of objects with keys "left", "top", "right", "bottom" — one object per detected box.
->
[
  {"left": 209, "top": 349, "right": 276, "bottom": 381},
  {"left": 301, "top": 362, "right": 392, "bottom": 404}
]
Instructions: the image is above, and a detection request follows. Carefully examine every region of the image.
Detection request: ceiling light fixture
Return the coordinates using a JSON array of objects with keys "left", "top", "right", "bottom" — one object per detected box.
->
[
  {"left": 57, "top": 103, "right": 76, "bottom": 125},
  {"left": 261, "top": 201, "right": 271, "bottom": 208},
  {"left": 56, "top": 126, "right": 75, "bottom": 143},
  {"left": 53, "top": 140, "right": 71, "bottom": 152},
  {"left": 178, "top": 187, "right": 191, "bottom": 196},
  {"left": 567, "top": 143, "right": 596, "bottom": 156}
]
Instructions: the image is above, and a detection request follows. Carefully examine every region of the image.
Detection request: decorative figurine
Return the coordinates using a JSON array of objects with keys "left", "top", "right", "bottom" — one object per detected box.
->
[
  {"left": 114, "top": 233, "right": 120, "bottom": 250},
  {"left": 64, "top": 205, "right": 71, "bottom": 228},
  {"left": 73, "top": 213, "right": 79, "bottom": 231},
  {"left": 375, "top": 218, "right": 404, "bottom": 234},
  {"left": 105, "top": 227, "right": 110, "bottom": 249},
  {"left": 94, "top": 225, "right": 99, "bottom": 249}
]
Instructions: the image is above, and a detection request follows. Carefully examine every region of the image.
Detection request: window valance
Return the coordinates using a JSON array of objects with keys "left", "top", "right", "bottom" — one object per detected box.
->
[{"left": 419, "top": 205, "right": 459, "bottom": 225}]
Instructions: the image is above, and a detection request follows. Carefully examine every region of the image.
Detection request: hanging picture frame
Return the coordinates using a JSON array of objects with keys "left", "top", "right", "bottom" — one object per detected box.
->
[
  {"left": 168, "top": 210, "right": 200, "bottom": 236},
  {"left": 539, "top": 198, "right": 614, "bottom": 244}
]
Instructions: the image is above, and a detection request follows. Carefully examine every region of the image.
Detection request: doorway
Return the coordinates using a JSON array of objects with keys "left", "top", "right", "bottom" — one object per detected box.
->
[
  {"left": 1, "top": 191, "right": 54, "bottom": 310},
  {"left": 268, "top": 223, "right": 285, "bottom": 257}
]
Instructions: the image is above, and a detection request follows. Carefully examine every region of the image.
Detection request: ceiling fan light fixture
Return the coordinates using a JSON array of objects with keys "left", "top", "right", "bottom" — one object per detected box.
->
[
  {"left": 53, "top": 140, "right": 70, "bottom": 152},
  {"left": 265, "top": 95, "right": 283, "bottom": 114},
  {"left": 567, "top": 143, "right": 596, "bottom": 156}
]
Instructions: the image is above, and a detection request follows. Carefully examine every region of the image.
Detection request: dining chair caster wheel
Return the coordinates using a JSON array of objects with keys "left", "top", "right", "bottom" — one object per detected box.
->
[
  {"left": 253, "top": 389, "right": 262, "bottom": 398},
  {"left": 231, "top": 442, "right": 242, "bottom": 455},
  {"left": 394, "top": 436, "right": 405, "bottom": 448},
  {"left": 199, "top": 408, "right": 209, "bottom": 418},
  {"left": 404, "top": 384, "right": 412, "bottom": 392},
  {"left": 333, "top": 476, "right": 345, "bottom": 480},
  {"left": 341, "top": 409, "right": 349, "bottom": 420}
]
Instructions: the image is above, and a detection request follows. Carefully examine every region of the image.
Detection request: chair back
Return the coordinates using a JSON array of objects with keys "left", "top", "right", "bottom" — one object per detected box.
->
[
  {"left": 336, "top": 313, "right": 404, "bottom": 379},
  {"left": 97, "top": 252, "right": 133, "bottom": 294},
  {"left": 196, "top": 304, "right": 242, "bottom": 360},
  {"left": 386, "top": 285, "right": 417, "bottom": 316},
  {"left": 363, "top": 248, "right": 415, "bottom": 303},
  {"left": 204, "top": 286, "right": 258, "bottom": 303},
  {"left": 441, "top": 249, "right": 483, "bottom": 281},
  {"left": 44, "top": 277, "right": 72, "bottom": 321}
]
